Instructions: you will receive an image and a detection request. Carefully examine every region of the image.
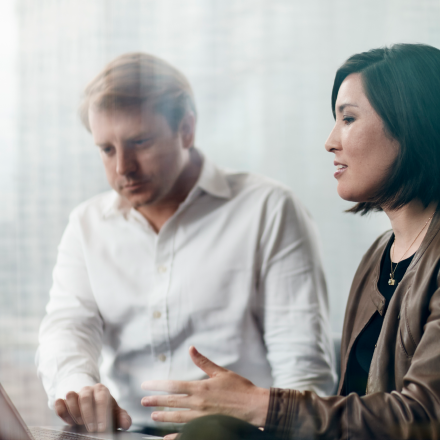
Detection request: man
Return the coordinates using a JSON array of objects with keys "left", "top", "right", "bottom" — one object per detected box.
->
[{"left": 36, "top": 53, "right": 336, "bottom": 436}]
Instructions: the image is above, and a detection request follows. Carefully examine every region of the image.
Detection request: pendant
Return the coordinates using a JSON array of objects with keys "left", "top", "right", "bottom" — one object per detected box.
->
[{"left": 388, "top": 276, "right": 395, "bottom": 286}]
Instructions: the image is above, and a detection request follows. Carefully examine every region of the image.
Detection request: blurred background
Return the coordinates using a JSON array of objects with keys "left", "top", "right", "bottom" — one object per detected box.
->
[{"left": 1, "top": 0, "right": 440, "bottom": 426}]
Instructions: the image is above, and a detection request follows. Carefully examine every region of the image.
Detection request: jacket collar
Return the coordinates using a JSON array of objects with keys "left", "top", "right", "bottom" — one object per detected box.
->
[
  {"left": 102, "top": 150, "right": 232, "bottom": 219},
  {"left": 409, "top": 208, "right": 440, "bottom": 268},
  {"left": 364, "top": 231, "right": 392, "bottom": 315}
]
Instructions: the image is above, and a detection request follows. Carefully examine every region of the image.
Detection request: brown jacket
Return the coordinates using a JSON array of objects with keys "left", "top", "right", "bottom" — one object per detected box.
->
[{"left": 265, "top": 212, "right": 440, "bottom": 439}]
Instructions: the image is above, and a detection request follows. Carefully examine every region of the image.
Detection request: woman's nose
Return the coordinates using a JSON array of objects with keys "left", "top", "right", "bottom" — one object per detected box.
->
[{"left": 324, "top": 123, "right": 341, "bottom": 153}]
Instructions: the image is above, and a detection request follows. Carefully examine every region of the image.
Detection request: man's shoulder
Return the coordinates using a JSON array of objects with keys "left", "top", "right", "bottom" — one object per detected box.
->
[
  {"left": 222, "top": 169, "right": 295, "bottom": 202},
  {"left": 220, "top": 169, "right": 314, "bottom": 225}
]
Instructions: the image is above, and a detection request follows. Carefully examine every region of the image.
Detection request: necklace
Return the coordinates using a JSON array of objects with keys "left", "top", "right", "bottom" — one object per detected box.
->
[{"left": 389, "top": 212, "right": 435, "bottom": 286}]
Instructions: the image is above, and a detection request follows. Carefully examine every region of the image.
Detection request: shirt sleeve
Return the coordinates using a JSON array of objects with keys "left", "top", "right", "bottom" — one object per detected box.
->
[
  {"left": 35, "top": 210, "right": 103, "bottom": 408},
  {"left": 255, "top": 189, "right": 337, "bottom": 396}
]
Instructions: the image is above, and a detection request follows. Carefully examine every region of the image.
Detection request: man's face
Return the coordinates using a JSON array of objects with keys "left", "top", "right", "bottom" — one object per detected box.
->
[{"left": 89, "top": 106, "right": 193, "bottom": 209}]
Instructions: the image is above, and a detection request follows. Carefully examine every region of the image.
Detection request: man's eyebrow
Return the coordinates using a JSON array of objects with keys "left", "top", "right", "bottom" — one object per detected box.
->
[
  {"left": 338, "top": 103, "right": 358, "bottom": 113},
  {"left": 94, "top": 133, "right": 155, "bottom": 147},
  {"left": 123, "top": 131, "right": 156, "bottom": 142},
  {"left": 129, "top": 134, "right": 154, "bottom": 140}
]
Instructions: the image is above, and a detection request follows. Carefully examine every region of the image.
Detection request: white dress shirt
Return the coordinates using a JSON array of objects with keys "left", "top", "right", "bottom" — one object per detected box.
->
[{"left": 36, "top": 155, "right": 336, "bottom": 428}]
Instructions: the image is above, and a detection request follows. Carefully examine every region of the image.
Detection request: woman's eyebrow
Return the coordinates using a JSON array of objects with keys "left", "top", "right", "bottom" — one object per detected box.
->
[{"left": 338, "top": 103, "right": 359, "bottom": 113}]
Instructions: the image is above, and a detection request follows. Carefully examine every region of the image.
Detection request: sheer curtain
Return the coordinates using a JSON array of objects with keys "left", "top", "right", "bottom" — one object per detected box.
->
[{"left": 1, "top": 0, "right": 440, "bottom": 425}]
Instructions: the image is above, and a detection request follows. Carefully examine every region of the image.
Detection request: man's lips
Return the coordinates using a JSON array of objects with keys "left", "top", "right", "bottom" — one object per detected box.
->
[{"left": 122, "top": 180, "right": 150, "bottom": 190}]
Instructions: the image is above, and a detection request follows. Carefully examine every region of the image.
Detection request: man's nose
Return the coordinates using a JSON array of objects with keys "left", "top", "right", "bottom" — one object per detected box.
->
[
  {"left": 324, "top": 123, "right": 341, "bottom": 153},
  {"left": 116, "top": 150, "right": 138, "bottom": 175}
]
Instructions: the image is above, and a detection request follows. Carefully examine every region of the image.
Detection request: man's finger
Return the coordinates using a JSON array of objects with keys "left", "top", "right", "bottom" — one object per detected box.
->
[
  {"left": 151, "top": 409, "right": 204, "bottom": 424},
  {"left": 78, "top": 387, "right": 97, "bottom": 432},
  {"left": 114, "top": 405, "right": 132, "bottom": 430},
  {"left": 93, "top": 385, "right": 112, "bottom": 432},
  {"left": 163, "top": 434, "right": 179, "bottom": 440},
  {"left": 64, "top": 392, "right": 84, "bottom": 425},
  {"left": 189, "top": 346, "right": 227, "bottom": 378},
  {"left": 54, "top": 399, "right": 77, "bottom": 426},
  {"left": 141, "top": 394, "right": 189, "bottom": 409},
  {"left": 141, "top": 380, "right": 189, "bottom": 394}
]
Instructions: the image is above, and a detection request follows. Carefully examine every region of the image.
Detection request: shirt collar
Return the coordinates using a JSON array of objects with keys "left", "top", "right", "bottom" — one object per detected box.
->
[
  {"left": 102, "top": 191, "right": 131, "bottom": 219},
  {"left": 195, "top": 153, "right": 232, "bottom": 200},
  {"left": 102, "top": 150, "right": 232, "bottom": 220}
]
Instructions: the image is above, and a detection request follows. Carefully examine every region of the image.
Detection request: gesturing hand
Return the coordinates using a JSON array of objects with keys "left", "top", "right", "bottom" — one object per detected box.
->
[
  {"left": 54, "top": 384, "right": 132, "bottom": 432},
  {"left": 141, "top": 346, "right": 270, "bottom": 427}
]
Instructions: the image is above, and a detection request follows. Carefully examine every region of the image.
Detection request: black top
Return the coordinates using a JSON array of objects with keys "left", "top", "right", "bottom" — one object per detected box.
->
[{"left": 344, "top": 236, "right": 414, "bottom": 396}]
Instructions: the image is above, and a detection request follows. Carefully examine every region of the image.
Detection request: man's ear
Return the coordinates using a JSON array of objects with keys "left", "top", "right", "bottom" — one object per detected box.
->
[{"left": 179, "top": 112, "right": 196, "bottom": 150}]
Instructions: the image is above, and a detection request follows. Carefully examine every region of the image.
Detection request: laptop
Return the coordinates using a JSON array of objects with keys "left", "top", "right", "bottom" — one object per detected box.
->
[{"left": 0, "top": 383, "right": 163, "bottom": 440}]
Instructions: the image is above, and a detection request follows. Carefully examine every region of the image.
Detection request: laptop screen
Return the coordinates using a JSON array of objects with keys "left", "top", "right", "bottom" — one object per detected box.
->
[{"left": 0, "top": 383, "right": 34, "bottom": 440}]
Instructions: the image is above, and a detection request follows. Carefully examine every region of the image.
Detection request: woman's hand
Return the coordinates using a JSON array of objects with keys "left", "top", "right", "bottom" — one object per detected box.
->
[{"left": 141, "top": 346, "right": 270, "bottom": 427}]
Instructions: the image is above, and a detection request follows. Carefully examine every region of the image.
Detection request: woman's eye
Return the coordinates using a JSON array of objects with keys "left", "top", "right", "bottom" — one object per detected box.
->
[{"left": 343, "top": 116, "right": 355, "bottom": 125}]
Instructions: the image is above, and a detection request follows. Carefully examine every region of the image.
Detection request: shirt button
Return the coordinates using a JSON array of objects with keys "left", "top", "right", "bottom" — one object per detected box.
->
[
  {"left": 157, "top": 265, "right": 167, "bottom": 273},
  {"left": 158, "top": 354, "right": 167, "bottom": 362},
  {"left": 153, "top": 311, "right": 162, "bottom": 319}
]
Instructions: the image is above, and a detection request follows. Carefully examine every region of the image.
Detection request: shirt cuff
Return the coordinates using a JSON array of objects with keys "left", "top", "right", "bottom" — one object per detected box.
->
[
  {"left": 264, "top": 387, "right": 298, "bottom": 439},
  {"left": 53, "top": 374, "right": 98, "bottom": 406}
]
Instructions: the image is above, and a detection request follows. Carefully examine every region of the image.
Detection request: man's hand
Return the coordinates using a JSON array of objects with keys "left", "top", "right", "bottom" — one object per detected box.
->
[
  {"left": 54, "top": 384, "right": 132, "bottom": 432},
  {"left": 141, "top": 346, "right": 270, "bottom": 427}
]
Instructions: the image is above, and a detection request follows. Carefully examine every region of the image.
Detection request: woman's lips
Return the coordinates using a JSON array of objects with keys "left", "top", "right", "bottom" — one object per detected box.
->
[{"left": 334, "top": 164, "right": 347, "bottom": 178}]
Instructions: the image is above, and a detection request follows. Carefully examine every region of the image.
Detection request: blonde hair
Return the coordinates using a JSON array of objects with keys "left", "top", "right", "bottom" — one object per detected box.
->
[{"left": 79, "top": 52, "right": 196, "bottom": 132}]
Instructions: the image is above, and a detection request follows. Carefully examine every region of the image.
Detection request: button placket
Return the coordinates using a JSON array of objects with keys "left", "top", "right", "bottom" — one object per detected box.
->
[{"left": 149, "top": 228, "right": 174, "bottom": 373}]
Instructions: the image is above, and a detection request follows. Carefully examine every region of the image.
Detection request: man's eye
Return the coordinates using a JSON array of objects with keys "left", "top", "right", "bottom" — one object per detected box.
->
[
  {"left": 133, "top": 138, "right": 153, "bottom": 146},
  {"left": 101, "top": 147, "right": 113, "bottom": 155}
]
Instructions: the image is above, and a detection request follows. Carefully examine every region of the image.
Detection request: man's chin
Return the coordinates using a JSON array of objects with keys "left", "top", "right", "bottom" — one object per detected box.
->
[
  {"left": 132, "top": 200, "right": 154, "bottom": 209},
  {"left": 122, "top": 192, "right": 157, "bottom": 209},
  {"left": 132, "top": 197, "right": 156, "bottom": 209}
]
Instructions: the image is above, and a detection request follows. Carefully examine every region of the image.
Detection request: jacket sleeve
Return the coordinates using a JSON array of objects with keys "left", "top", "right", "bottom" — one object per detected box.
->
[
  {"left": 255, "top": 189, "right": 337, "bottom": 397},
  {"left": 35, "top": 210, "right": 103, "bottom": 408},
  {"left": 264, "top": 285, "right": 440, "bottom": 440}
]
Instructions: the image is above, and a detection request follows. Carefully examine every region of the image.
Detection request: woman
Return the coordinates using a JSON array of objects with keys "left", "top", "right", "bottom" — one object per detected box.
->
[{"left": 140, "top": 43, "right": 440, "bottom": 439}]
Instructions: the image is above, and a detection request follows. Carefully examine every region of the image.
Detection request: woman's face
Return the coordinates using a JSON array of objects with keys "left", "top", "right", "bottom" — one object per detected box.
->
[{"left": 325, "top": 73, "right": 399, "bottom": 203}]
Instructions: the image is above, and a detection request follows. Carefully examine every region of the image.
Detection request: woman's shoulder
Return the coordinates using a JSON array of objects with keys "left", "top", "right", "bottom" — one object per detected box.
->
[{"left": 359, "top": 229, "right": 393, "bottom": 269}]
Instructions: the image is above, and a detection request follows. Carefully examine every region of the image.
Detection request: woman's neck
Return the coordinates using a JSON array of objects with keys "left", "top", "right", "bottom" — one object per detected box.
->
[{"left": 384, "top": 200, "right": 437, "bottom": 263}]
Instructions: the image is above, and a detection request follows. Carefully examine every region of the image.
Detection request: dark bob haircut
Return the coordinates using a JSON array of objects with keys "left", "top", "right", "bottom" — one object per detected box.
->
[{"left": 331, "top": 43, "right": 440, "bottom": 215}]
